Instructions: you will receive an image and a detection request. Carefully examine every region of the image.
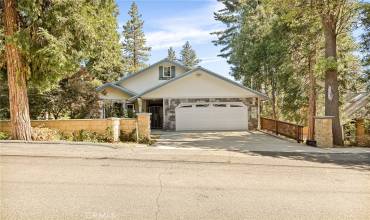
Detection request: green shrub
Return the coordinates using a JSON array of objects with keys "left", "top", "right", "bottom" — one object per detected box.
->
[
  {"left": 59, "top": 132, "right": 74, "bottom": 141},
  {"left": 120, "top": 129, "right": 155, "bottom": 145},
  {"left": 120, "top": 129, "right": 137, "bottom": 142},
  {"left": 138, "top": 136, "right": 155, "bottom": 145},
  {"left": 31, "top": 127, "right": 60, "bottom": 141},
  {"left": 65, "top": 128, "right": 114, "bottom": 143},
  {"left": 0, "top": 132, "right": 10, "bottom": 140}
]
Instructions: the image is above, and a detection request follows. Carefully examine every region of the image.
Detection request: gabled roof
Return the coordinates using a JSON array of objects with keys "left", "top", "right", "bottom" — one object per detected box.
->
[
  {"left": 96, "top": 83, "right": 137, "bottom": 96},
  {"left": 115, "top": 58, "right": 191, "bottom": 85},
  {"left": 128, "top": 66, "right": 268, "bottom": 101},
  {"left": 344, "top": 92, "right": 370, "bottom": 119}
]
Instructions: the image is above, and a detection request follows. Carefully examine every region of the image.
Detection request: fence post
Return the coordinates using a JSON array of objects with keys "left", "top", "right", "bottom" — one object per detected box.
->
[
  {"left": 314, "top": 116, "right": 334, "bottom": 148},
  {"left": 110, "top": 118, "right": 120, "bottom": 142},
  {"left": 355, "top": 118, "right": 366, "bottom": 147},
  {"left": 296, "top": 125, "right": 300, "bottom": 143},
  {"left": 275, "top": 120, "right": 278, "bottom": 135},
  {"left": 136, "top": 113, "right": 151, "bottom": 140}
]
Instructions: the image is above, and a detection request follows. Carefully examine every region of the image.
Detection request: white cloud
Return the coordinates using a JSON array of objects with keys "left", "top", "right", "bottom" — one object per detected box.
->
[{"left": 145, "top": 1, "right": 224, "bottom": 50}]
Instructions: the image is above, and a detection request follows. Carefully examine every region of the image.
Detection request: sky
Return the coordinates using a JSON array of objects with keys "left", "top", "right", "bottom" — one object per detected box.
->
[{"left": 116, "top": 0, "right": 232, "bottom": 79}]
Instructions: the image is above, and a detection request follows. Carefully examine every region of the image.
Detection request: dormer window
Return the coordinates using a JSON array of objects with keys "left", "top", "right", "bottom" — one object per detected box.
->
[
  {"left": 163, "top": 66, "right": 171, "bottom": 77},
  {"left": 159, "top": 65, "right": 176, "bottom": 80}
]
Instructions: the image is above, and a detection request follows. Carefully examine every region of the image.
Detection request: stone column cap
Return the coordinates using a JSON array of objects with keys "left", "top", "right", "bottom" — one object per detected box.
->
[{"left": 314, "top": 116, "right": 335, "bottom": 119}]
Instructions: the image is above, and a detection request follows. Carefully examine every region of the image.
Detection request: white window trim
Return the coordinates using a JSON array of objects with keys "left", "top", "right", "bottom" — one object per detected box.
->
[{"left": 126, "top": 103, "right": 135, "bottom": 111}]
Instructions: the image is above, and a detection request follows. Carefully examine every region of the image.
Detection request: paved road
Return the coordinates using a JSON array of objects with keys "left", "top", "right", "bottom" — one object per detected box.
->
[{"left": 1, "top": 150, "right": 370, "bottom": 220}]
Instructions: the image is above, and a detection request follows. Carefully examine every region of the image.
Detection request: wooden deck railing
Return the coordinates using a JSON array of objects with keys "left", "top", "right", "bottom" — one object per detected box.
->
[{"left": 260, "top": 117, "right": 304, "bottom": 143}]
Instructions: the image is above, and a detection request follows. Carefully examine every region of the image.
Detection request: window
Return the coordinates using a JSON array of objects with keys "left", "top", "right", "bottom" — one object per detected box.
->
[
  {"left": 159, "top": 65, "right": 175, "bottom": 80},
  {"left": 179, "top": 104, "right": 192, "bottom": 108},
  {"left": 163, "top": 66, "right": 171, "bottom": 77},
  {"left": 230, "top": 104, "right": 243, "bottom": 107},
  {"left": 213, "top": 104, "right": 227, "bottom": 107},
  {"left": 126, "top": 104, "right": 134, "bottom": 110},
  {"left": 195, "top": 104, "right": 209, "bottom": 108},
  {"left": 125, "top": 104, "right": 135, "bottom": 118}
]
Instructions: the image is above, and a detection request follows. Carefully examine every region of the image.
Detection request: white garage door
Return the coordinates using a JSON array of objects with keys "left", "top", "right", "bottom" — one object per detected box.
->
[{"left": 175, "top": 102, "right": 248, "bottom": 131}]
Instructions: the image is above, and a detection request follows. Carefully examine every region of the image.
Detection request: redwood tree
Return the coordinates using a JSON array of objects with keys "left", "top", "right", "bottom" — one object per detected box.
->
[
  {"left": 3, "top": 0, "right": 32, "bottom": 140},
  {"left": 312, "top": 0, "right": 359, "bottom": 145}
]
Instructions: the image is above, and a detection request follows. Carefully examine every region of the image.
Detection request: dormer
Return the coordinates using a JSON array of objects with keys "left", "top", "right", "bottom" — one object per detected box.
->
[
  {"left": 159, "top": 65, "right": 176, "bottom": 80},
  {"left": 116, "top": 58, "right": 190, "bottom": 94}
]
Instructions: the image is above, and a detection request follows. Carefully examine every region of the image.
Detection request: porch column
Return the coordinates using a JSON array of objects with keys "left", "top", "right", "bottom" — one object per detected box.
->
[
  {"left": 138, "top": 98, "right": 143, "bottom": 113},
  {"left": 98, "top": 100, "right": 104, "bottom": 119}
]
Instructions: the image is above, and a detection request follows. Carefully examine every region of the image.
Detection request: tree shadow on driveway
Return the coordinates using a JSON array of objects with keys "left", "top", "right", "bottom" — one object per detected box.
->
[{"left": 154, "top": 131, "right": 370, "bottom": 171}]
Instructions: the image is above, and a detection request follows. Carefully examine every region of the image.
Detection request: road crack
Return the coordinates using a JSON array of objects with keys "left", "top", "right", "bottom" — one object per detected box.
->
[{"left": 155, "top": 165, "right": 172, "bottom": 220}]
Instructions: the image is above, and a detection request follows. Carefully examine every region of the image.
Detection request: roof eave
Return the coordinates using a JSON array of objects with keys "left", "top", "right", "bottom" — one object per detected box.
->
[
  {"left": 115, "top": 58, "right": 191, "bottom": 85},
  {"left": 128, "top": 67, "right": 269, "bottom": 101},
  {"left": 96, "top": 83, "right": 137, "bottom": 96}
]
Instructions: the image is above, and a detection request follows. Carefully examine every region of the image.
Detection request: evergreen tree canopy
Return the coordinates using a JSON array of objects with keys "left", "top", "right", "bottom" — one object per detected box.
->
[
  {"left": 122, "top": 1, "right": 151, "bottom": 74},
  {"left": 167, "top": 47, "right": 176, "bottom": 61},
  {"left": 0, "top": 0, "right": 124, "bottom": 90},
  {"left": 213, "top": 0, "right": 363, "bottom": 126},
  {"left": 180, "top": 41, "right": 200, "bottom": 68}
]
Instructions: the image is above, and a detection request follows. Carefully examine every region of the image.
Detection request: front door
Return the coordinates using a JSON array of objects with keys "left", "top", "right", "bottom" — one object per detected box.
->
[{"left": 148, "top": 106, "right": 163, "bottom": 129}]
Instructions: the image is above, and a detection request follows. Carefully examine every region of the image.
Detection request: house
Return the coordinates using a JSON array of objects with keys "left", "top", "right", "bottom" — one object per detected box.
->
[
  {"left": 343, "top": 91, "right": 370, "bottom": 121},
  {"left": 97, "top": 58, "right": 268, "bottom": 131}
]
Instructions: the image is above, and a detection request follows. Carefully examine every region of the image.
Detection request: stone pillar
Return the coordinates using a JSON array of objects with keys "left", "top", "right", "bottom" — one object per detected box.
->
[
  {"left": 355, "top": 119, "right": 367, "bottom": 147},
  {"left": 110, "top": 118, "right": 120, "bottom": 142},
  {"left": 314, "top": 116, "right": 334, "bottom": 148},
  {"left": 257, "top": 97, "right": 261, "bottom": 130},
  {"left": 136, "top": 113, "right": 151, "bottom": 140}
]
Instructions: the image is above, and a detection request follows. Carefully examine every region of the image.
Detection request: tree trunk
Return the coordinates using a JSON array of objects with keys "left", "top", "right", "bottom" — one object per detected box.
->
[
  {"left": 322, "top": 16, "right": 343, "bottom": 146},
  {"left": 3, "top": 0, "right": 32, "bottom": 140},
  {"left": 307, "top": 50, "right": 316, "bottom": 141}
]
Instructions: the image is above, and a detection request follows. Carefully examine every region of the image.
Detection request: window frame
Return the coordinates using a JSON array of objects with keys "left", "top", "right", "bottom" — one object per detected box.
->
[{"left": 162, "top": 66, "right": 171, "bottom": 78}]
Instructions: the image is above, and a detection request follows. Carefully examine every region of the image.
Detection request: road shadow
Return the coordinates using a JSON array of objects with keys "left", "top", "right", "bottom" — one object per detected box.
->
[{"left": 154, "top": 131, "right": 370, "bottom": 171}]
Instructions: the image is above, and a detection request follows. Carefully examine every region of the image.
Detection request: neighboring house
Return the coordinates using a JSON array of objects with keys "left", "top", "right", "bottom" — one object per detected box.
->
[
  {"left": 343, "top": 92, "right": 370, "bottom": 121},
  {"left": 97, "top": 58, "right": 268, "bottom": 131}
]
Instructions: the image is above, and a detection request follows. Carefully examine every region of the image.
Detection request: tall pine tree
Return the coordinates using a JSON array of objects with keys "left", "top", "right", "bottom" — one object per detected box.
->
[
  {"left": 167, "top": 47, "right": 176, "bottom": 61},
  {"left": 180, "top": 41, "right": 200, "bottom": 68},
  {"left": 122, "top": 2, "right": 151, "bottom": 73},
  {"left": 360, "top": 2, "right": 370, "bottom": 90}
]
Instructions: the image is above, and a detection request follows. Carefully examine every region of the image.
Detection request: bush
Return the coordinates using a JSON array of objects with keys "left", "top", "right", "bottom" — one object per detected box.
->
[
  {"left": 31, "top": 127, "right": 60, "bottom": 141},
  {"left": 0, "top": 132, "right": 10, "bottom": 140},
  {"left": 120, "top": 129, "right": 137, "bottom": 142},
  {"left": 138, "top": 136, "right": 155, "bottom": 145},
  {"left": 120, "top": 129, "right": 155, "bottom": 145},
  {"left": 62, "top": 128, "right": 114, "bottom": 143}
]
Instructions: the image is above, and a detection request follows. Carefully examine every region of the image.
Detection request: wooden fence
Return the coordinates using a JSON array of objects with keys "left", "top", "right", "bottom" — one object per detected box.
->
[{"left": 260, "top": 117, "right": 304, "bottom": 143}]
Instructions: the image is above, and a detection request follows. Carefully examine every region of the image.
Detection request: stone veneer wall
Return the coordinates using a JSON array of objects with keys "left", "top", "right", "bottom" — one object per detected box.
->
[{"left": 163, "top": 97, "right": 259, "bottom": 131}]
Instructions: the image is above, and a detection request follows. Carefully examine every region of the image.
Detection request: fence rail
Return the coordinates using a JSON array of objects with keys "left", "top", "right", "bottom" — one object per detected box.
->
[{"left": 260, "top": 117, "right": 304, "bottom": 143}]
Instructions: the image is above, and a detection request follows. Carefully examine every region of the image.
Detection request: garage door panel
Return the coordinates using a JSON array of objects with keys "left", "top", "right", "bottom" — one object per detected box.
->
[{"left": 175, "top": 102, "right": 248, "bottom": 131}]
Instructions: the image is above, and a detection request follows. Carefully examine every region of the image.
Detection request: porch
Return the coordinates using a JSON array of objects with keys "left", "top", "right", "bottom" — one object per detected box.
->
[{"left": 99, "top": 98, "right": 164, "bottom": 130}]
